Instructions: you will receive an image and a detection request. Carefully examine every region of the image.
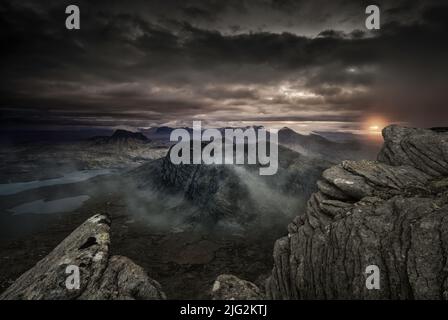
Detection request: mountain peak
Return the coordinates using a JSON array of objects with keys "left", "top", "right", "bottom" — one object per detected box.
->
[
  {"left": 279, "top": 127, "right": 301, "bottom": 134},
  {"left": 111, "top": 129, "right": 149, "bottom": 142}
]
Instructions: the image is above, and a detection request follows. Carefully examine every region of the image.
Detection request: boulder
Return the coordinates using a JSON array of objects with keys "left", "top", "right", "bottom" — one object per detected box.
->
[{"left": 211, "top": 274, "right": 264, "bottom": 300}]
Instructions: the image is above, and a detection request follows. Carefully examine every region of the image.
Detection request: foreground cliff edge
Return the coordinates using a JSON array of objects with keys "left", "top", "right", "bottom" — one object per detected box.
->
[
  {"left": 265, "top": 125, "right": 448, "bottom": 299},
  {"left": 0, "top": 214, "right": 166, "bottom": 300}
]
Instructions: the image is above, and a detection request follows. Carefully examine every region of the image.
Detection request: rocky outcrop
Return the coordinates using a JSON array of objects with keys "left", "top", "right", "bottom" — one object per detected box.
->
[
  {"left": 0, "top": 214, "right": 166, "bottom": 300},
  {"left": 378, "top": 125, "right": 448, "bottom": 177},
  {"left": 84, "top": 255, "right": 165, "bottom": 300},
  {"left": 211, "top": 274, "right": 264, "bottom": 300},
  {"left": 266, "top": 126, "right": 448, "bottom": 299}
]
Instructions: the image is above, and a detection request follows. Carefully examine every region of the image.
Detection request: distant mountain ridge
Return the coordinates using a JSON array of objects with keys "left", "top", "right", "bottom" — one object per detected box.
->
[
  {"left": 140, "top": 125, "right": 265, "bottom": 141},
  {"left": 138, "top": 124, "right": 378, "bottom": 162},
  {"left": 90, "top": 129, "right": 150, "bottom": 145},
  {"left": 277, "top": 127, "right": 377, "bottom": 162}
]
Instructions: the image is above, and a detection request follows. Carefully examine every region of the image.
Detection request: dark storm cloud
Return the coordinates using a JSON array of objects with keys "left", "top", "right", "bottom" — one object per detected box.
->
[{"left": 1, "top": 0, "right": 447, "bottom": 130}]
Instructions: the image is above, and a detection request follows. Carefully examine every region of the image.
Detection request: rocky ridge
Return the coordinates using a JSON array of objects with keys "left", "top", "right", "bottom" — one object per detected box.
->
[{"left": 264, "top": 125, "right": 448, "bottom": 299}]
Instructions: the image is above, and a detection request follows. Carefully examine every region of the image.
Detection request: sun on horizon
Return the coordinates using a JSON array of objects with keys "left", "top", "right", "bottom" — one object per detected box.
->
[{"left": 364, "top": 116, "right": 388, "bottom": 138}]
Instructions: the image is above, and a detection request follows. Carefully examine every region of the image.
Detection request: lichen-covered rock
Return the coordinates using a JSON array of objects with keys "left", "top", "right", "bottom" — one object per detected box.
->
[
  {"left": 266, "top": 126, "right": 448, "bottom": 300},
  {"left": 211, "top": 274, "right": 264, "bottom": 300},
  {"left": 0, "top": 214, "right": 165, "bottom": 300}
]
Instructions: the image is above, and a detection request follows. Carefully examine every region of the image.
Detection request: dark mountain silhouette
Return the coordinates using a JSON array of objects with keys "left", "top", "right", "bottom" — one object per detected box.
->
[{"left": 90, "top": 129, "right": 150, "bottom": 145}]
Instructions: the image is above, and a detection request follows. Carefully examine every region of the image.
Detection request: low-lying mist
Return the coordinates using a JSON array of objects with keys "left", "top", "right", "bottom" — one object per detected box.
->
[{"left": 119, "top": 163, "right": 312, "bottom": 235}]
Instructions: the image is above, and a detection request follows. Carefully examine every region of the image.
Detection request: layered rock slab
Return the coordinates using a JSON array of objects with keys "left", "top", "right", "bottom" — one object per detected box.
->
[
  {"left": 378, "top": 125, "right": 448, "bottom": 177},
  {"left": 0, "top": 214, "right": 166, "bottom": 300}
]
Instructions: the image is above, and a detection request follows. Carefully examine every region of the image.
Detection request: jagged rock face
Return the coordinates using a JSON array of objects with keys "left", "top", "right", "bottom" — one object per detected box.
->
[
  {"left": 129, "top": 153, "right": 256, "bottom": 226},
  {"left": 378, "top": 125, "right": 448, "bottom": 177},
  {"left": 159, "top": 149, "right": 259, "bottom": 224},
  {"left": 127, "top": 143, "right": 330, "bottom": 228},
  {"left": 0, "top": 214, "right": 166, "bottom": 300},
  {"left": 211, "top": 274, "right": 264, "bottom": 300},
  {"left": 266, "top": 126, "right": 448, "bottom": 300}
]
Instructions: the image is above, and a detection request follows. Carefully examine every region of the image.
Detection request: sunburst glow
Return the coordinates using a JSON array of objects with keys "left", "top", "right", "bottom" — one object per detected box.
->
[{"left": 364, "top": 117, "right": 388, "bottom": 138}]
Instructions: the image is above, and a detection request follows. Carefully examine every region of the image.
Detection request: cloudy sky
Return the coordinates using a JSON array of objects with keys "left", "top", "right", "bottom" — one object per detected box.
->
[{"left": 1, "top": 0, "right": 447, "bottom": 134}]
